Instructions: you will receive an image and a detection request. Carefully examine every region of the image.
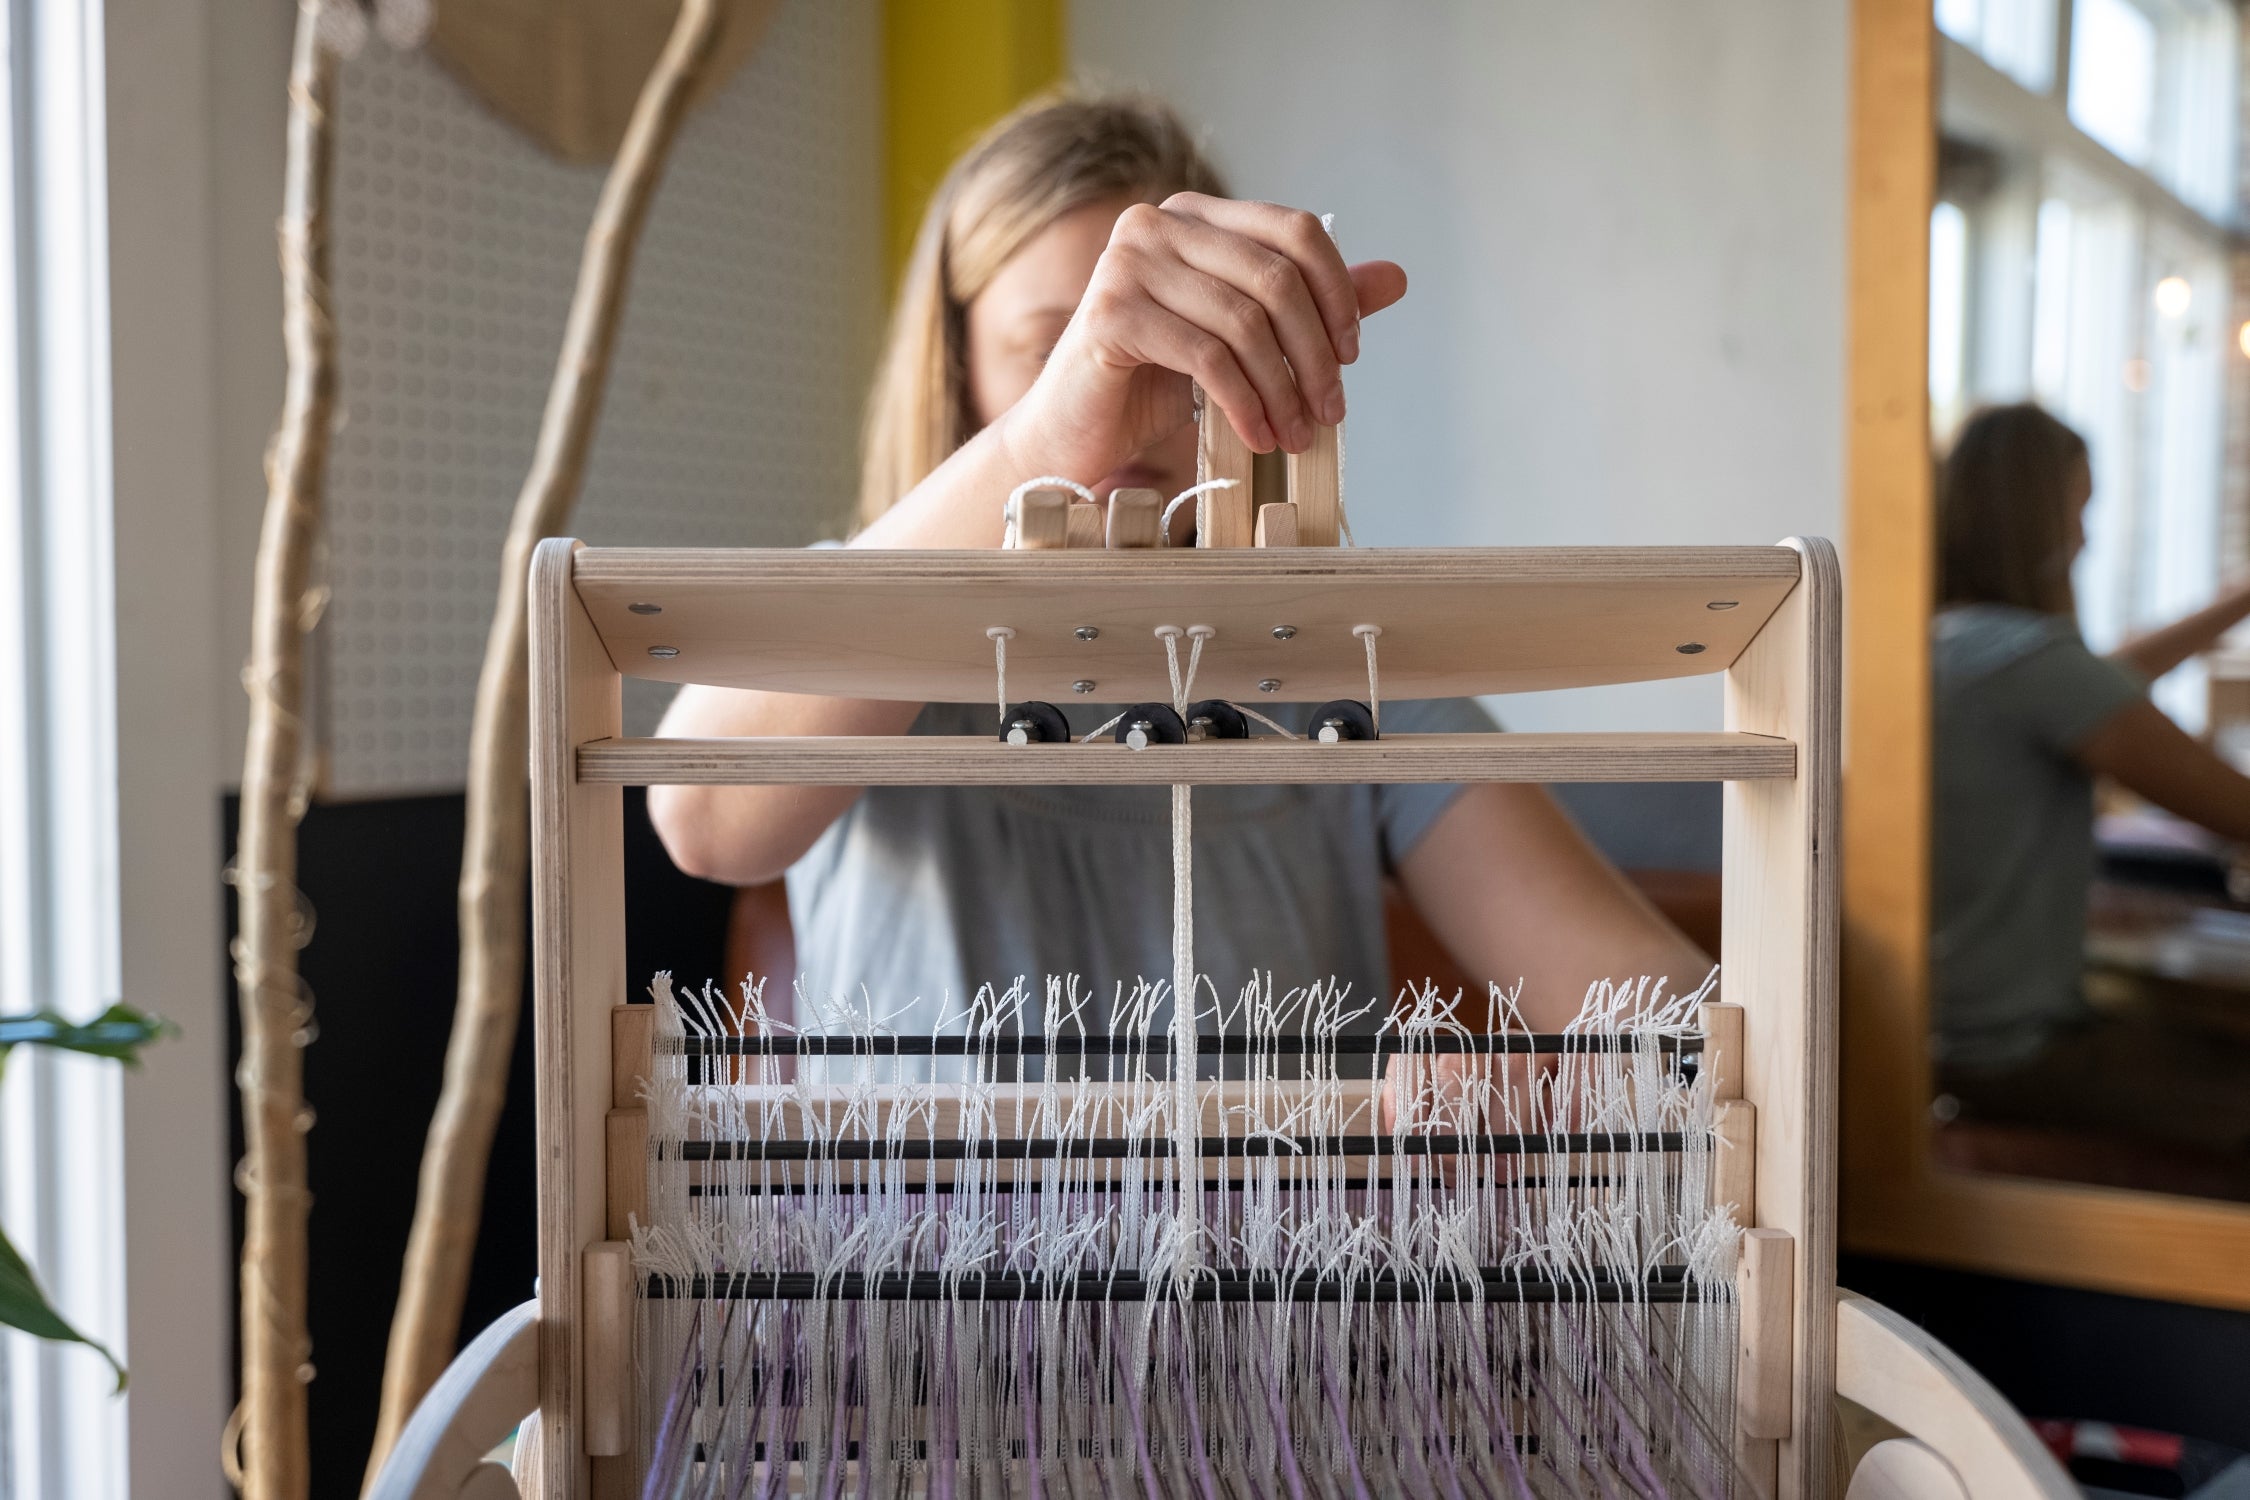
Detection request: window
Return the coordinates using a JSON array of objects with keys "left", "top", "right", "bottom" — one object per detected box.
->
[
  {"left": 1933, "top": 0, "right": 2243, "bottom": 732},
  {"left": 1938, "top": 0, "right": 2061, "bottom": 91}
]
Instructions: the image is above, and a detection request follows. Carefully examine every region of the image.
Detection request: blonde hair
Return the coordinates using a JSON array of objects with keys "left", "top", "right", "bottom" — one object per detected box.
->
[{"left": 856, "top": 90, "right": 1225, "bottom": 528}]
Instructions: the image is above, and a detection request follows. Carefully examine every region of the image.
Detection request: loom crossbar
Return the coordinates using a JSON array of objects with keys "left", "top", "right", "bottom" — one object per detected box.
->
[{"left": 672, "top": 1030, "right": 1703, "bottom": 1057}]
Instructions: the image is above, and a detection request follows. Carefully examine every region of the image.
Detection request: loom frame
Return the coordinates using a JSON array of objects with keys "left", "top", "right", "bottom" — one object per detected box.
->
[{"left": 368, "top": 535, "right": 2076, "bottom": 1500}]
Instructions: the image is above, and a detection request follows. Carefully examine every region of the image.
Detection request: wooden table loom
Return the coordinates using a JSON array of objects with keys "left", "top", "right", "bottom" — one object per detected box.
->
[{"left": 368, "top": 530, "right": 2078, "bottom": 1500}]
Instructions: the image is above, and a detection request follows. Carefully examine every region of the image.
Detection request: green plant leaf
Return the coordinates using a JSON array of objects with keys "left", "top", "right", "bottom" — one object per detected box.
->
[
  {"left": 0, "top": 1221, "right": 124, "bottom": 1392},
  {"left": 0, "top": 1003, "right": 175, "bottom": 1065}
]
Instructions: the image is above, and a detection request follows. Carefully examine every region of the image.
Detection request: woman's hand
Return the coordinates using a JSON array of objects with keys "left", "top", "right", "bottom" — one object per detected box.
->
[{"left": 996, "top": 194, "right": 1408, "bottom": 484}]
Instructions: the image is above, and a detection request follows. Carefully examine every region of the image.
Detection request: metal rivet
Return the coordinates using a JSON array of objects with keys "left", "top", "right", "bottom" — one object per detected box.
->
[
  {"left": 1125, "top": 721, "right": 1152, "bottom": 750},
  {"left": 1257, "top": 679, "right": 1283, "bottom": 694},
  {"left": 1074, "top": 626, "right": 1099, "bottom": 641},
  {"left": 628, "top": 602, "right": 663, "bottom": 615},
  {"left": 1006, "top": 723, "right": 1031, "bottom": 746},
  {"left": 1317, "top": 722, "right": 1343, "bottom": 743},
  {"left": 1706, "top": 601, "right": 1738, "bottom": 611},
  {"left": 648, "top": 645, "right": 680, "bottom": 658},
  {"left": 1675, "top": 643, "right": 1706, "bottom": 655},
  {"left": 1272, "top": 625, "right": 1297, "bottom": 640},
  {"left": 1071, "top": 680, "right": 1096, "bottom": 694}
]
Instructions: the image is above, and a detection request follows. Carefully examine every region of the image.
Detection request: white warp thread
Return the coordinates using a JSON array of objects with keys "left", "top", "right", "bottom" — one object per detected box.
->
[
  {"left": 1356, "top": 624, "right": 1383, "bottom": 735},
  {"left": 985, "top": 626, "right": 1014, "bottom": 732}
]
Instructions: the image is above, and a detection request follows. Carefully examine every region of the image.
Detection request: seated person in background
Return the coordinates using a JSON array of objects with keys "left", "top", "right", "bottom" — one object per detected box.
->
[{"left": 1932, "top": 403, "right": 2250, "bottom": 1163}]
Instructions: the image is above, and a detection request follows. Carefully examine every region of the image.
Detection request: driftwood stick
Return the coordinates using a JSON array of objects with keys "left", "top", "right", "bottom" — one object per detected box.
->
[
  {"left": 365, "top": 0, "right": 726, "bottom": 1482},
  {"left": 230, "top": 3, "right": 340, "bottom": 1497}
]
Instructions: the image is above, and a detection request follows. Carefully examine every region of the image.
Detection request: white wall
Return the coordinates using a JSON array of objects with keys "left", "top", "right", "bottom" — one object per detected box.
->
[{"left": 1073, "top": 0, "right": 1850, "bottom": 731}]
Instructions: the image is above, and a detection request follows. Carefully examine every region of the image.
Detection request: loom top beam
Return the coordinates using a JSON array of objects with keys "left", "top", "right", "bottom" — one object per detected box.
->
[{"left": 568, "top": 544, "right": 1799, "bottom": 702}]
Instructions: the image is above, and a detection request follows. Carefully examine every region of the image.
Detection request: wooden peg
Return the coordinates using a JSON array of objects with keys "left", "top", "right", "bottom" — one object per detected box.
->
[
  {"left": 1106, "top": 487, "right": 1163, "bottom": 548},
  {"left": 1286, "top": 424, "right": 1341, "bottom": 545},
  {"left": 582, "top": 1241, "right": 634, "bottom": 1457},
  {"left": 1737, "top": 1227, "right": 1795, "bottom": 1442},
  {"left": 1195, "top": 386, "right": 1254, "bottom": 547},
  {"left": 1698, "top": 1000, "right": 1743, "bottom": 1101},
  {"left": 1065, "top": 501, "right": 1104, "bottom": 549},
  {"left": 1254, "top": 502, "right": 1299, "bottom": 548},
  {"left": 611, "top": 1003, "right": 653, "bottom": 1110},
  {"left": 605, "top": 1106, "right": 648, "bottom": 1240},
  {"left": 1012, "top": 487, "right": 1070, "bottom": 549},
  {"left": 1714, "top": 1098, "right": 1756, "bottom": 1225}
]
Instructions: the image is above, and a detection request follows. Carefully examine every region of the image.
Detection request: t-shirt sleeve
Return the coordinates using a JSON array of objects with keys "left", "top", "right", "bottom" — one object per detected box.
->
[
  {"left": 1371, "top": 696, "right": 1501, "bottom": 869},
  {"left": 1992, "top": 635, "right": 2147, "bottom": 753}
]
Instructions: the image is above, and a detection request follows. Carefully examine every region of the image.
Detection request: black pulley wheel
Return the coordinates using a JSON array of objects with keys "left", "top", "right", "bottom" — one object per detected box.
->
[
  {"left": 1185, "top": 699, "right": 1250, "bottom": 741},
  {"left": 1000, "top": 701, "right": 1072, "bottom": 744},
  {"left": 1309, "top": 699, "right": 1377, "bottom": 742},
  {"left": 1114, "top": 702, "right": 1188, "bottom": 747}
]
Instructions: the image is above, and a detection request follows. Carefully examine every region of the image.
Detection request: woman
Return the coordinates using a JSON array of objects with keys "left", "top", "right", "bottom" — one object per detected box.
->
[
  {"left": 1933, "top": 403, "right": 2250, "bottom": 1155},
  {"left": 650, "top": 92, "right": 1703, "bottom": 1032}
]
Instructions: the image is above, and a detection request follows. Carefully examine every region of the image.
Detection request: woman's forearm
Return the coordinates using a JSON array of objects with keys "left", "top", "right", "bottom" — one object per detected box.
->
[
  {"left": 648, "top": 411, "right": 1070, "bottom": 883},
  {"left": 2110, "top": 581, "right": 2250, "bottom": 683}
]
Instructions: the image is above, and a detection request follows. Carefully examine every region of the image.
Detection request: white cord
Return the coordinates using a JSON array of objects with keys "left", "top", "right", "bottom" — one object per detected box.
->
[
  {"left": 1159, "top": 479, "right": 1237, "bottom": 544},
  {"left": 1354, "top": 624, "right": 1382, "bottom": 736},
  {"left": 986, "top": 626, "right": 1014, "bottom": 733},
  {"left": 1002, "top": 475, "right": 1097, "bottom": 547},
  {"left": 1236, "top": 704, "right": 1298, "bottom": 738}
]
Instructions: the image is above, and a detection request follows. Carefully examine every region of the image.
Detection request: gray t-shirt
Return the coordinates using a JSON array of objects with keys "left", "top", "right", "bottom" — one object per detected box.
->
[
  {"left": 785, "top": 696, "right": 1496, "bottom": 1035},
  {"left": 1931, "top": 604, "right": 2144, "bottom": 1069}
]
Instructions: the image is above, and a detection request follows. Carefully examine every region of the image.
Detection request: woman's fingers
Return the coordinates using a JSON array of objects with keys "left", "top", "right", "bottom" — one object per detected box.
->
[
  {"left": 1350, "top": 259, "right": 1409, "bottom": 318},
  {"left": 1155, "top": 209, "right": 1347, "bottom": 430},
  {"left": 1109, "top": 296, "right": 1274, "bottom": 452},
  {"left": 1163, "top": 194, "right": 1364, "bottom": 364}
]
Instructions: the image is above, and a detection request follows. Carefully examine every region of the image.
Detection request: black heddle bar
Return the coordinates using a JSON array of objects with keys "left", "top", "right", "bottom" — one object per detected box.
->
[
  {"left": 672, "top": 1031, "right": 1703, "bottom": 1058},
  {"left": 673, "top": 1131, "right": 1687, "bottom": 1162},
  {"left": 643, "top": 1266, "right": 1709, "bottom": 1304}
]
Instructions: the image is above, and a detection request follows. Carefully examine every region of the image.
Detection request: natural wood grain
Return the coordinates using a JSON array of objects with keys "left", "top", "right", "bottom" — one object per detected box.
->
[
  {"left": 235, "top": 9, "right": 337, "bottom": 1494},
  {"left": 1065, "top": 502, "right": 1104, "bottom": 549},
  {"left": 576, "top": 732, "right": 1796, "bottom": 788},
  {"left": 610, "top": 1004, "right": 651, "bottom": 1111},
  {"left": 1195, "top": 390, "right": 1254, "bottom": 546},
  {"left": 530, "top": 539, "right": 626, "bottom": 1499},
  {"left": 570, "top": 546, "right": 1800, "bottom": 703},
  {"left": 1835, "top": 1290, "right": 2076, "bottom": 1498},
  {"left": 1286, "top": 425, "right": 1341, "bottom": 546},
  {"left": 1723, "top": 538, "right": 1839, "bottom": 1498},
  {"left": 1845, "top": 1439, "right": 1967, "bottom": 1500},
  {"left": 603, "top": 1109, "right": 646, "bottom": 1240},
  {"left": 362, "top": 1299, "right": 538, "bottom": 1500},
  {"left": 581, "top": 1244, "right": 633, "bottom": 1459},
  {"left": 1701, "top": 1001, "right": 1744, "bottom": 1100},
  {"left": 1105, "top": 488, "right": 1162, "bottom": 548},
  {"left": 1840, "top": 0, "right": 1940, "bottom": 1289},
  {"left": 1738, "top": 1228, "right": 1794, "bottom": 1442},
  {"left": 1013, "top": 488, "right": 1069, "bottom": 549},
  {"left": 1254, "top": 502, "right": 1299, "bottom": 548},
  {"left": 1716, "top": 1099, "right": 1757, "bottom": 1226}
]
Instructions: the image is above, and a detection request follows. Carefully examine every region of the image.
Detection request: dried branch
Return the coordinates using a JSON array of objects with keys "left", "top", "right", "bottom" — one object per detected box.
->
[
  {"left": 230, "top": 3, "right": 341, "bottom": 1496},
  {"left": 364, "top": 0, "right": 726, "bottom": 1482}
]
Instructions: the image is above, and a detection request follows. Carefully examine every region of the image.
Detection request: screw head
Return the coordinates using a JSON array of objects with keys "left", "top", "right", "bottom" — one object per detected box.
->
[
  {"left": 1257, "top": 679, "right": 1283, "bottom": 694},
  {"left": 1676, "top": 642, "right": 1706, "bottom": 655},
  {"left": 648, "top": 645, "right": 680, "bottom": 658},
  {"left": 1071, "top": 679, "right": 1096, "bottom": 694},
  {"left": 1272, "top": 625, "right": 1297, "bottom": 640},
  {"left": 1705, "top": 600, "right": 1739, "bottom": 611},
  {"left": 628, "top": 601, "right": 663, "bottom": 615},
  {"left": 1074, "top": 625, "right": 1099, "bottom": 641}
]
